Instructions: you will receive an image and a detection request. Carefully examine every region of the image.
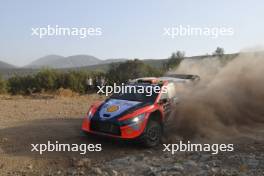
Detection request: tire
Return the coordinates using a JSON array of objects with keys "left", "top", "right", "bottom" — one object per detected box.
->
[
  {"left": 80, "top": 131, "right": 89, "bottom": 137},
  {"left": 140, "top": 120, "right": 162, "bottom": 147}
]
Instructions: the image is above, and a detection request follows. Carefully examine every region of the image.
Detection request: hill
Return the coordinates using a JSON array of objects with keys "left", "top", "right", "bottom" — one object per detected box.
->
[
  {"left": 0, "top": 53, "right": 239, "bottom": 78},
  {"left": 26, "top": 55, "right": 128, "bottom": 69},
  {"left": 0, "top": 60, "right": 16, "bottom": 69},
  {"left": 26, "top": 55, "right": 102, "bottom": 69}
]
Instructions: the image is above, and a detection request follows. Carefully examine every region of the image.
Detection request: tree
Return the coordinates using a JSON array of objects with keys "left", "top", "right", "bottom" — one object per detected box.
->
[
  {"left": 34, "top": 69, "right": 59, "bottom": 92},
  {"left": 175, "top": 51, "right": 185, "bottom": 58},
  {"left": 165, "top": 51, "right": 185, "bottom": 70},
  {"left": 213, "top": 47, "right": 224, "bottom": 57}
]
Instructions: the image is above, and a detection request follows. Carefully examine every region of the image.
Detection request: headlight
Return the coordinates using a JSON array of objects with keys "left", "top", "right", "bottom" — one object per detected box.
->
[
  {"left": 120, "top": 113, "right": 146, "bottom": 126},
  {"left": 87, "top": 110, "right": 94, "bottom": 120}
]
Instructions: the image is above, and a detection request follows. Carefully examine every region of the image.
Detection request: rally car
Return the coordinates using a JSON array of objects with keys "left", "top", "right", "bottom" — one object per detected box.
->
[{"left": 82, "top": 75, "right": 199, "bottom": 147}]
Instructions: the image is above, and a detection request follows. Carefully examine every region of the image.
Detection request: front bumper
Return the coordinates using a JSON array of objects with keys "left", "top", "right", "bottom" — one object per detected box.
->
[{"left": 81, "top": 116, "right": 148, "bottom": 139}]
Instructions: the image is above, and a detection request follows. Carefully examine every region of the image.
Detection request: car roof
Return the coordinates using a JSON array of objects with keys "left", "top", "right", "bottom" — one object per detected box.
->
[{"left": 130, "top": 74, "right": 200, "bottom": 84}]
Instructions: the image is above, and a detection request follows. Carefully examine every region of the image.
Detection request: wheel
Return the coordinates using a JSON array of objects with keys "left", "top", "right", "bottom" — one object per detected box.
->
[
  {"left": 140, "top": 120, "right": 162, "bottom": 147},
  {"left": 80, "top": 131, "right": 88, "bottom": 137}
]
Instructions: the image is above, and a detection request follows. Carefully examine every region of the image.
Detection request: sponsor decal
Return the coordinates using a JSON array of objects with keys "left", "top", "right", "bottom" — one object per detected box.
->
[
  {"left": 99, "top": 99, "right": 141, "bottom": 120},
  {"left": 107, "top": 105, "right": 119, "bottom": 112}
]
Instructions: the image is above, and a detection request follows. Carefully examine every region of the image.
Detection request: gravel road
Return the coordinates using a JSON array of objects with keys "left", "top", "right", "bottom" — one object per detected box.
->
[{"left": 0, "top": 95, "right": 263, "bottom": 176}]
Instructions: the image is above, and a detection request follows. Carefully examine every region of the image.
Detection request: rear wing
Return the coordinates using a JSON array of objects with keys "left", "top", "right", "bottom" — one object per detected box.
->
[
  {"left": 164, "top": 74, "right": 200, "bottom": 81},
  {"left": 158, "top": 74, "right": 200, "bottom": 84},
  {"left": 129, "top": 74, "right": 200, "bottom": 84}
]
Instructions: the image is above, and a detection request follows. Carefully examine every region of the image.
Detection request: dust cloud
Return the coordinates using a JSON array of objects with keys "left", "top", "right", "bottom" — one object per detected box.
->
[{"left": 169, "top": 53, "right": 264, "bottom": 142}]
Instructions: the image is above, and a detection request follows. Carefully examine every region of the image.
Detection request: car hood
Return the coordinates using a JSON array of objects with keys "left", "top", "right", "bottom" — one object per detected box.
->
[{"left": 94, "top": 98, "right": 144, "bottom": 121}]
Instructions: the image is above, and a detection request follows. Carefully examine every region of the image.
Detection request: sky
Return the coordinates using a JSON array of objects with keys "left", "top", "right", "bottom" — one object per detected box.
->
[{"left": 0, "top": 0, "right": 264, "bottom": 66}]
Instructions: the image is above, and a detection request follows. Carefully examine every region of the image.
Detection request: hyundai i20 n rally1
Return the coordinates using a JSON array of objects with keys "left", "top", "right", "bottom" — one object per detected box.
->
[{"left": 82, "top": 75, "right": 199, "bottom": 147}]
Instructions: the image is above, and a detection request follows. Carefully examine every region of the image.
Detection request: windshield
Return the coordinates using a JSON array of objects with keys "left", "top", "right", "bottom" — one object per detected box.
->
[{"left": 110, "top": 84, "right": 160, "bottom": 103}]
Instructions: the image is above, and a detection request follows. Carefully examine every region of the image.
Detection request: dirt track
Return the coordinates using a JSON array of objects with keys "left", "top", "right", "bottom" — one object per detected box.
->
[
  {"left": 0, "top": 95, "right": 143, "bottom": 174},
  {"left": 0, "top": 94, "right": 263, "bottom": 176},
  {"left": 0, "top": 94, "right": 173, "bottom": 175}
]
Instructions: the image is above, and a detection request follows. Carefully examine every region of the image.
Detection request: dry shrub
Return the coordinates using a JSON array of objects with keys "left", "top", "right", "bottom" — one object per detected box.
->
[{"left": 56, "top": 88, "right": 79, "bottom": 97}]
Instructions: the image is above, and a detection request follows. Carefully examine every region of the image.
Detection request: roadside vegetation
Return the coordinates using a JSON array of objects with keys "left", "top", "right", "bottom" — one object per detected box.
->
[
  {"left": 1, "top": 59, "right": 165, "bottom": 95},
  {"left": 163, "top": 51, "right": 185, "bottom": 71},
  {"left": 0, "top": 75, "right": 6, "bottom": 93},
  {"left": 0, "top": 47, "right": 230, "bottom": 95}
]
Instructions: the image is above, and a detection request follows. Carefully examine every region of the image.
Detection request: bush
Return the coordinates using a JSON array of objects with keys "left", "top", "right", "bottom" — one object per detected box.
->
[
  {"left": 106, "top": 59, "right": 163, "bottom": 84},
  {"left": 0, "top": 75, "right": 6, "bottom": 94},
  {"left": 5, "top": 60, "right": 164, "bottom": 94},
  {"left": 63, "top": 71, "right": 89, "bottom": 93},
  {"left": 6, "top": 69, "right": 103, "bottom": 95},
  {"left": 34, "top": 69, "right": 59, "bottom": 92},
  {"left": 56, "top": 88, "right": 77, "bottom": 97},
  {"left": 7, "top": 75, "right": 36, "bottom": 95}
]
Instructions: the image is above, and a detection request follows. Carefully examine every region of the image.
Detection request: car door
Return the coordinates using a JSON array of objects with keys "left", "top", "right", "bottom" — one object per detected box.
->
[
  {"left": 160, "top": 82, "right": 177, "bottom": 121},
  {"left": 159, "top": 91, "right": 171, "bottom": 121}
]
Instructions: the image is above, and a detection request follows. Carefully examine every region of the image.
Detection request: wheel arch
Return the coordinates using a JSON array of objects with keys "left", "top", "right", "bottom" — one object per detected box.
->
[{"left": 148, "top": 110, "right": 163, "bottom": 124}]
